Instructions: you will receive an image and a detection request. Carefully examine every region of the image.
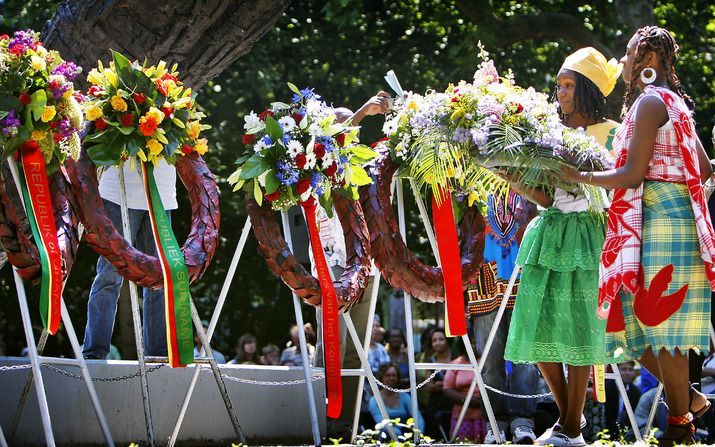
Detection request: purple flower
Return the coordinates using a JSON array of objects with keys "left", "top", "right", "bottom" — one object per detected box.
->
[
  {"left": 1, "top": 110, "right": 21, "bottom": 137},
  {"left": 277, "top": 159, "right": 299, "bottom": 185},
  {"left": 8, "top": 30, "right": 38, "bottom": 54},
  {"left": 52, "top": 61, "right": 82, "bottom": 82}
]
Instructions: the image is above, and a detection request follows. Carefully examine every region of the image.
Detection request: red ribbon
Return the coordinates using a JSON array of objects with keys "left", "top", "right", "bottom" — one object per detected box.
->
[
  {"left": 20, "top": 145, "right": 62, "bottom": 334},
  {"left": 432, "top": 189, "right": 466, "bottom": 336},
  {"left": 301, "top": 198, "right": 342, "bottom": 418}
]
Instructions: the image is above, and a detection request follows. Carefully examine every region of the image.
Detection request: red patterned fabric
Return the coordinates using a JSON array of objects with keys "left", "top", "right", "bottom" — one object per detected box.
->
[{"left": 598, "top": 86, "right": 715, "bottom": 324}]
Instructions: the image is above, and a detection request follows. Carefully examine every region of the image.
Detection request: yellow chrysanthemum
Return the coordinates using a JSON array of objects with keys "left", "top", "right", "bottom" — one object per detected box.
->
[
  {"left": 111, "top": 95, "right": 127, "bottom": 112},
  {"left": 146, "top": 138, "right": 163, "bottom": 156},
  {"left": 186, "top": 121, "right": 201, "bottom": 140},
  {"left": 194, "top": 138, "right": 208, "bottom": 155},
  {"left": 31, "top": 130, "right": 45, "bottom": 141},
  {"left": 30, "top": 55, "right": 46, "bottom": 71},
  {"left": 40, "top": 106, "right": 56, "bottom": 123},
  {"left": 86, "top": 105, "right": 103, "bottom": 121}
]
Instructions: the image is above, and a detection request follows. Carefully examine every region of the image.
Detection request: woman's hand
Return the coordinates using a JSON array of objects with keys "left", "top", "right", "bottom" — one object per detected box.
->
[{"left": 559, "top": 165, "right": 586, "bottom": 184}]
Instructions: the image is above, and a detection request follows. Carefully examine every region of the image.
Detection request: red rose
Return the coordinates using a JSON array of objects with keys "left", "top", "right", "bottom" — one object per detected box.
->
[
  {"left": 451, "top": 96, "right": 458, "bottom": 102},
  {"left": 161, "top": 106, "right": 174, "bottom": 118},
  {"left": 335, "top": 133, "right": 347, "bottom": 147},
  {"left": 323, "top": 163, "right": 338, "bottom": 177},
  {"left": 95, "top": 118, "right": 108, "bottom": 130},
  {"left": 18, "top": 93, "right": 30, "bottom": 105},
  {"left": 295, "top": 178, "right": 312, "bottom": 195},
  {"left": 181, "top": 144, "right": 192, "bottom": 155},
  {"left": 294, "top": 153, "right": 307, "bottom": 169},
  {"left": 132, "top": 93, "right": 146, "bottom": 104},
  {"left": 0, "top": 34, "right": 8, "bottom": 40},
  {"left": 242, "top": 134, "right": 256, "bottom": 145},
  {"left": 258, "top": 109, "right": 275, "bottom": 121},
  {"left": 313, "top": 143, "right": 326, "bottom": 158},
  {"left": 52, "top": 133, "right": 62, "bottom": 143},
  {"left": 120, "top": 113, "right": 134, "bottom": 127},
  {"left": 265, "top": 191, "right": 282, "bottom": 202},
  {"left": 88, "top": 85, "right": 104, "bottom": 97},
  {"left": 292, "top": 112, "right": 303, "bottom": 123},
  {"left": 48, "top": 80, "right": 60, "bottom": 91}
]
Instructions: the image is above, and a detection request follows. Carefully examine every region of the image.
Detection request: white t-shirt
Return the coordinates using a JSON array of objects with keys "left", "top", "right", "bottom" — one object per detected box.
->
[{"left": 99, "top": 159, "right": 178, "bottom": 210}]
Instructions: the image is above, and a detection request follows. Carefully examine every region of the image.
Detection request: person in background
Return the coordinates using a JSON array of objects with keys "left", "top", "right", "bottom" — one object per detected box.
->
[
  {"left": 442, "top": 342, "right": 487, "bottom": 443},
  {"left": 82, "top": 160, "right": 176, "bottom": 360},
  {"left": 228, "top": 333, "right": 260, "bottom": 364},
  {"left": 368, "top": 363, "right": 425, "bottom": 436},
  {"left": 368, "top": 316, "right": 390, "bottom": 374},
  {"left": 417, "top": 327, "right": 454, "bottom": 440},
  {"left": 605, "top": 361, "right": 642, "bottom": 438},
  {"left": 193, "top": 323, "right": 226, "bottom": 364},
  {"left": 260, "top": 344, "right": 281, "bottom": 366},
  {"left": 385, "top": 328, "right": 410, "bottom": 388},
  {"left": 280, "top": 323, "right": 316, "bottom": 366}
]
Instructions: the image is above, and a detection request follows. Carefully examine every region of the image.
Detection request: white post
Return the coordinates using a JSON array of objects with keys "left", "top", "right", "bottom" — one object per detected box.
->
[
  {"left": 395, "top": 180, "right": 421, "bottom": 443},
  {"left": 609, "top": 364, "right": 643, "bottom": 442},
  {"left": 168, "top": 217, "right": 252, "bottom": 446},
  {"left": 281, "top": 211, "right": 322, "bottom": 446},
  {"left": 117, "top": 166, "right": 156, "bottom": 446}
]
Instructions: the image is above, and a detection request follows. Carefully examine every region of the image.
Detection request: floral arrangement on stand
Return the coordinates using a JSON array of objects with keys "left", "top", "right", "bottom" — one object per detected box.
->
[
  {"left": 0, "top": 29, "right": 85, "bottom": 336},
  {"left": 83, "top": 50, "right": 209, "bottom": 166},
  {"left": 229, "top": 83, "right": 378, "bottom": 214},
  {"left": 0, "top": 29, "right": 83, "bottom": 172},
  {"left": 230, "top": 84, "right": 379, "bottom": 419},
  {"left": 78, "top": 50, "right": 218, "bottom": 368}
]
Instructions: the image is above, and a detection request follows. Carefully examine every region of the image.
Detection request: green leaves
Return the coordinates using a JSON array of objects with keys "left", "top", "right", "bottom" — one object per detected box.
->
[
  {"left": 263, "top": 169, "right": 280, "bottom": 194},
  {"left": 86, "top": 130, "right": 126, "bottom": 166},
  {"left": 111, "top": 50, "right": 156, "bottom": 96},
  {"left": 0, "top": 93, "right": 20, "bottom": 111},
  {"left": 264, "top": 115, "right": 283, "bottom": 141},
  {"left": 347, "top": 165, "right": 372, "bottom": 186},
  {"left": 238, "top": 153, "right": 270, "bottom": 179}
]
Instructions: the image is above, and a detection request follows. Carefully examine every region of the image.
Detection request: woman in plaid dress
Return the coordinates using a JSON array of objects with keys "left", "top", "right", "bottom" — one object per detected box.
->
[{"left": 562, "top": 26, "right": 715, "bottom": 446}]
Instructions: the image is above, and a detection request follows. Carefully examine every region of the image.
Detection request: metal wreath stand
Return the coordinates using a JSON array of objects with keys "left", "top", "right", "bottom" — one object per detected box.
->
[{"left": 2, "top": 156, "right": 114, "bottom": 447}]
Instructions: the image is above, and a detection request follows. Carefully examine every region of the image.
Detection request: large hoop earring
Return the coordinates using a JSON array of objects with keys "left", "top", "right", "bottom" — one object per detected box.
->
[{"left": 640, "top": 67, "right": 657, "bottom": 85}]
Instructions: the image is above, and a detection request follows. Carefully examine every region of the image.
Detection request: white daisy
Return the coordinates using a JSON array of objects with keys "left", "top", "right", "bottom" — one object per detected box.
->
[
  {"left": 382, "top": 118, "right": 398, "bottom": 135},
  {"left": 305, "top": 152, "right": 317, "bottom": 169},
  {"left": 253, "top": 139, "right": 268, "bottom": 153},
  {"left": 308, "top": 122, "right": 323, "bottom": 137},
  {"left": 286, "top": 140, "right": 304, "bottom": 158},
  {"left": 244, "top": 111, "right": 261, "bottom": 131},
  {"left": 278, "top": 116, "right": 296, "bottom": 132}
]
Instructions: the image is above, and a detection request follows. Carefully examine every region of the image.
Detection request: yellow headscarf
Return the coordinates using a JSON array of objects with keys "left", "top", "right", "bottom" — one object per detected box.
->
[{"left": 559, "top": 47, "right": 622, "bottom": 97}]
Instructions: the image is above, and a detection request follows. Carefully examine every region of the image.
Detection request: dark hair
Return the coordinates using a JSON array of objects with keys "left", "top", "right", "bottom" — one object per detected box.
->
[
  {"left": 387, "top": 328, "right": 407, "bottom": 346},
  {"left": 623, "top": 25, "right": 692, "bottom": 116},
  {"left": 376, "top": 362, "right": 401, "bottom": 382},
  {"left": 556, "top": 71, "right": 609, "bottom": 123},
  {"left": 235, "top": 333, "right": 258, "bottom": 363}
]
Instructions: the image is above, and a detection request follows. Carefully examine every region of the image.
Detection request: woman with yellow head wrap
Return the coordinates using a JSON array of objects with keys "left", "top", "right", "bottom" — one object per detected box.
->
[{"left": 503, "top": 47, "right": 622, "bottom": 447}]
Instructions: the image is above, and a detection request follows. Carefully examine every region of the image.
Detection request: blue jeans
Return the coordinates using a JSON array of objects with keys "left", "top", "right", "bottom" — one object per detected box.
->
[
  {"left": 473, "top": 310, "right": 538, "bottom": 434},
  {"left": 82, "top": 199, "right": 168, "bottom": 358}
]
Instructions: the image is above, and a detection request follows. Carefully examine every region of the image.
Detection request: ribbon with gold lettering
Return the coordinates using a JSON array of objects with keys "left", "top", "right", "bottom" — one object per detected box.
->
[
  {"left": 141, "top": 161, "right": 193, "bottom": 367},
  {"left": 432, "top": 188, "right": 467, "bottom": 337},
  {"left": 18, "top": 141, "right": 63, "bottom": 334},
  {"left": 301, "top": 197, "right": 342, "bottom": 419}
]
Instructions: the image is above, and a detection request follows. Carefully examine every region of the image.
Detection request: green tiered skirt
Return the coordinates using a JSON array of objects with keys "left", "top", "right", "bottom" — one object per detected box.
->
[{"left": 504, "top": 208, "right": 607, "bottom": 366}]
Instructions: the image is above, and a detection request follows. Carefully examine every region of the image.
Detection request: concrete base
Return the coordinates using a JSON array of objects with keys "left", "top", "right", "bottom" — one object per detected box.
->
[{"left": 0, "top": 357, "right": 326, "bottom": 446}]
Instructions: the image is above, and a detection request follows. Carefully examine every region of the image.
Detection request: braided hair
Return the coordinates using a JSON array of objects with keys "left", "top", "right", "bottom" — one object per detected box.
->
[
  {"left": 556, "top": 71, "right": 609, "bottom": 123},
  {"left": 622, "top": 25, "right": 692, "bottom": 117}
]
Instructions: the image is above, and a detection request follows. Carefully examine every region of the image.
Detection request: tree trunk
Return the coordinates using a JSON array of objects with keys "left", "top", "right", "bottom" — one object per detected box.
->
[{"left": 41, "top": 0, "right": 291, "bottom": 89}]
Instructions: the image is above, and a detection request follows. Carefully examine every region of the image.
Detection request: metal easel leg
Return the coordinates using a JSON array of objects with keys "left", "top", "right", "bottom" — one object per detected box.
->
[{"left": 168, "top": 217, "right": 252, "bottom": 447}]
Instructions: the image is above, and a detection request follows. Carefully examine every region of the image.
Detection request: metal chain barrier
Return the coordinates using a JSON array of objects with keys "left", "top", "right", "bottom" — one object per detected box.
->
[
  {"left": 42, "top": 363, "right": 166, "bottom": 382},
  {"left": 2, "top": 362, "right": 553, "bottom": 397},
  {"left": 220, "top": 373, "right": 325, "bottom": 386},
  {"left": 0, "top": 364, "right": 32, "bottom": 372}
]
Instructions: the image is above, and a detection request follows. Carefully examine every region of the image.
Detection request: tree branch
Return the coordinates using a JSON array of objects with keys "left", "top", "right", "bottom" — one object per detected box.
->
[
  {"left": 455, "top": 0, "right": 615, "bottom": 58},
  {"left": 41, "top": 0, "right": 292, "bottom": 89}
]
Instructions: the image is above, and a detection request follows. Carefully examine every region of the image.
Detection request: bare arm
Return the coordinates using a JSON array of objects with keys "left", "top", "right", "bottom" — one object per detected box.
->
[
  {"left": 350, "top": 91, "right": 391, "bottom": 126},
  {"left": 562, "top": 96, "right": 666, "bottom": 189},
  {"left": 507, "top": 181, "right": 553, "bottom": 208}
]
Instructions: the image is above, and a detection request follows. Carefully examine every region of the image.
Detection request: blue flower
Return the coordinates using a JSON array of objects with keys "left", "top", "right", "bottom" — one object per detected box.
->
[
  {"left": 310, "top": 172, "right": 322, "bottom": 187},
  {"left": 282, "top": 134, "right": 293, "bottom": 146},
  {"left": 319, "top": 137, "right": 336, "bottom": 153},
  {"left": 261, "top": 135, "right": 273, "bottom": 146},
  {"left": 292, "top": 93, "right": 302, "bottom": 103},
  {"left": 339, "top": 155, "right": 349, "bottom": 165},
  {"left": 300, "top": 88, "right": 314, "bottom": 99}
]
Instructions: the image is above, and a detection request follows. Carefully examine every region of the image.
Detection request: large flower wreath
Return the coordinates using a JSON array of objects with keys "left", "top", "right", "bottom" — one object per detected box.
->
[
  {"left": 0, "top": 29, "right": 84, "bottom": 334},
  {"left": 230, "top": 84, "right": 378, "bottom": 418},
  {"left": 68, "top": 51, "right": 219, "bottom": 367}
]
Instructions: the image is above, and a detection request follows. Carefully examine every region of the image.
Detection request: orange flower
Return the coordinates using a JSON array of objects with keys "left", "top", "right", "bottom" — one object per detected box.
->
[{"left": 138, "top": 107, "right": 164, "bottom": 137}]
